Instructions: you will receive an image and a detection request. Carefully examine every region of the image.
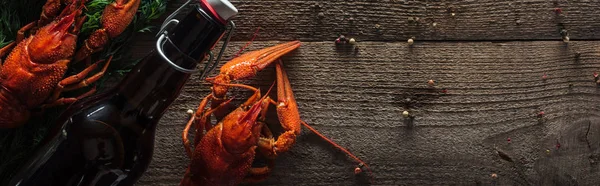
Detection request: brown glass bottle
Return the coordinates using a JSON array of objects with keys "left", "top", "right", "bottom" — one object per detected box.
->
[{"left": 5, "top": 1, "right": 236, "bottom": 185}]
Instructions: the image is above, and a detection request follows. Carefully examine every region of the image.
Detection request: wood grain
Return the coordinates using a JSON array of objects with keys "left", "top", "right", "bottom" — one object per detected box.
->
[
  {"left": 137, "top": 41, "right": 600, "bottom": 185},
  {"left": 163, "top": 0, "right": 600, "bottom": 41}
]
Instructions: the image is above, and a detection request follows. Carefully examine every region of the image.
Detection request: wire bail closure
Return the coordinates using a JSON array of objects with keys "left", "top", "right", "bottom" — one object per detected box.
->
[{"left": 156, "top": 0, "right": 235, "bottom": 78}]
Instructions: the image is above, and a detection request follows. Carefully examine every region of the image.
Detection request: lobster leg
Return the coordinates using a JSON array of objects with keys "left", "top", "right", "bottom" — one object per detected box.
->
[
  {"left": 209, "top": 82, "right": 263, "bottom": 108},
  {"left": 244, "top": 95, "right": 277, "bottom": 184},
  {"left": 243, "top": 158, "right": 275, "bottom": 184},
  {"left": 63, "top": 56, "right": 112, "bottom": 91},
  {"left": 257, "top": 121, "right": 275, "bottom": 157},
  {"left": 47, "top": 56, "right": 111, "bottom": 104},
  {"left": 243, "top": 123, "right": 277, "bottom": 184},
  {"left": 207, "top": 79, "right": 273, "bottom": 123},
  {"left": 41, "top": 86, "right": 97, "bottom": 108},
  {"left": 16, "top": 22, "right": 36, "bottom": 43},
  {"left": 182, "top": 95, "right": 233, "bottom": 158},
  {"left": 182, "top": 95, "right": 209, "bottom": 158}
]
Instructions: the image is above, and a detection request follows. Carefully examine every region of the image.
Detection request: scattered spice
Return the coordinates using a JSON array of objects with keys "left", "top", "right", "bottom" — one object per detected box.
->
[
  {"left": 441, "top": 88, "right": 448, "bottom": 94},
  {"left": 335, "top": 35, "right": 348, "bottom": 45},
  {"left": 355, "top": 163, "right": 365, "bottom": 175},
  {"left": 402, "top": 111, "right": 410, "bottom": 118},
  {"left": 554, "top": 8, "right": 562, "bottom": 14},
  {"left": 317, "top": 12, "right": 325, "bottom": 19},
  {"left": 375, "top": 24, "right": 381, "bottom": 30},
  {"left": 407, "top": 38, "right": 414, "bottom": 46},
  {"left": 542, "top": 73, "right": 548, "bottom": 80},
  {"left": 339, "top": 35, "right": 347, "bottom": 42},
  {"left": 560, "top": 29, "right": 570, "bottom": 43},
  {"left": 546, "top": 149, "right": 551, "bottom": 155},
  {"left": 491, "top": 173, "right": 498, "bottom": 179},
  {"left": 537, "top": 111, "right": 546, "bottom": 124},
  {"left": 507, "top": 137, "right": 511, "bottom": 143},
  {"left": 427, "top": 79, "right": 435, "bottom": 86},
  {"left": 556, "top": 141, "right": 561, "bottom": 150},
  {"left": 354, "top": 167, "right": 362, "bottom": 175},
  {"left": 349, "top": 38, "right": 356, "bottom": 45}
]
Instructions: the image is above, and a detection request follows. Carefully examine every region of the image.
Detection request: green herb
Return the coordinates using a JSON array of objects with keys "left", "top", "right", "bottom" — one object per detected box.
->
[
  {"left": 80, "top": 0, "right": 112, "bottom": 34},
  {"left": 0, "top": 0, "right": 45, "bottom": 47}
]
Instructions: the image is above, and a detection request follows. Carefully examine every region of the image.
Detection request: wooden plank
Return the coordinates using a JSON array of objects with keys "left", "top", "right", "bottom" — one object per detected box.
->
[
  {"left": 163, "top": 0, "right": 600, "bottom": 41},
  {"left": 138, "top": 41, "right": 600, "bottom": 185}
]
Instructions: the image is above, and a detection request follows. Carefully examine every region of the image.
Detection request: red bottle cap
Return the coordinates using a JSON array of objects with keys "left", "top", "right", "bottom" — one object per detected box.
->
[{"left": 200, "top": 0, "right": 238, "bottom": 24}]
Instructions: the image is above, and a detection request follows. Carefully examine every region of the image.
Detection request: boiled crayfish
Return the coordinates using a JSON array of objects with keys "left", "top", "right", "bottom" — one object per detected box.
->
[
  {"left": 181, "top": 41, "right": 373, "bottom": 186},
  {"left": 0, "top": 0, "right": 140, "bottom": 128}
]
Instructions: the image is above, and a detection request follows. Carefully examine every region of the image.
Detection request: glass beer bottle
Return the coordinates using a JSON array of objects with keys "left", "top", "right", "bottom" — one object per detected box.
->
[{"left": 6, "top": 0, "right": 237, "bottom": 185}]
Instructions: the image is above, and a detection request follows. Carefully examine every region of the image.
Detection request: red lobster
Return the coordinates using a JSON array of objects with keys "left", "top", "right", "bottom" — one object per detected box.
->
[
  {"left": 0, "top": 0, "right": 140, "bottom": 128},
  {"left": 180, "top": 41, "right": 372, "bottom": 185}
]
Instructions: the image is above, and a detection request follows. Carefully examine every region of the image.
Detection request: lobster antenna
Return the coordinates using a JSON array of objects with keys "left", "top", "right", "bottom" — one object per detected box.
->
[
  {"left": 58, "top": 0, "right": 84, "bottom": 18},
  {"left": 262, "top": 81, "right": 276, "bottom": 100},
  {"left": 300, "top": 121, "right": 374, "bottom": 181},
  {"left": 234, "top": 27, "right": 261, "bottom": 58}
]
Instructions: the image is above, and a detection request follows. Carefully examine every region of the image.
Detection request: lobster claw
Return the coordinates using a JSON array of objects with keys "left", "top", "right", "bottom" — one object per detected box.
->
[
  {"left": 207, "top": 41, "right": 301, "bottom": 121},
  {"left": 73, "top": 0, "right": 141, "bottom": 62},
  {"left": 209, "top": 41, "right": 301, "bottom": 99},
  {"left": 223, "top": 40, "right": 301, "bottom": 80}
]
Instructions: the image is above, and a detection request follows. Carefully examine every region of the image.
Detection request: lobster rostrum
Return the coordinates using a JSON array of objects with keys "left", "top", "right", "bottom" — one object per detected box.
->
[
  {"left": 181, "top": 41, "right": 373, "bottom": 186},
  {"left": 0, "top": 0, "right": 140, "bottom": 128}
]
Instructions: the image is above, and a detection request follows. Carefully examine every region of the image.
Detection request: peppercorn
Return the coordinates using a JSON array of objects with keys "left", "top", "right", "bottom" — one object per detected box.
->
[
  {"left": 560, "top": 29, "right": 570, "bottom": 43},
  {"left": 349, "top": 38, "right": 356, "bottom": 45},
  {"left": 402, "top": 111, "right": 410, "bottom": 118},
  {"left": 554, "top": 8, "right": 562, "bottom": 14},
  {"left": 354, "top": 167, "right": 362, "bottom": 175},
  {"left": 427, "top": 79, "right": 435, "bottom": 86}
]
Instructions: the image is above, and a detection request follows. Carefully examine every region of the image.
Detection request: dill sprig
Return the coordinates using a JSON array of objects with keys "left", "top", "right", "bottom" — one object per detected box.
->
[
  {"left": 0, "top": 0, "right": 45, "bottom": 47},
  {"left": 81, "top": 0, "right": 112, "bottom": 34}
]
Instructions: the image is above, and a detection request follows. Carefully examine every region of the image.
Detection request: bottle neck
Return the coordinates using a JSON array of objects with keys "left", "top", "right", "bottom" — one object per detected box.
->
[{"left": 117, "top": 6, "right": 226, "bottom": 115}]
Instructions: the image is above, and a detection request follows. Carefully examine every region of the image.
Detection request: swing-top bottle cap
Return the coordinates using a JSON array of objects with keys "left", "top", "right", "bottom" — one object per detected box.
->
[{"left": 205, "top": 0, "right": 238, "bottom": 21}]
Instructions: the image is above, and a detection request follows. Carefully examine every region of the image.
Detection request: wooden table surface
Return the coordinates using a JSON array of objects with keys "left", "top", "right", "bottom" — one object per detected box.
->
[{"left": 133, "top": 1, "right": 600, "bottom": 185}]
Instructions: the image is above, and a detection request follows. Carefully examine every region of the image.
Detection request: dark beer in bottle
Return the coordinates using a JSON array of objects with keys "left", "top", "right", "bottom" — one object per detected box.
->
[{"left": 6, "top": 0, "right": 237, "bottom": 185}]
